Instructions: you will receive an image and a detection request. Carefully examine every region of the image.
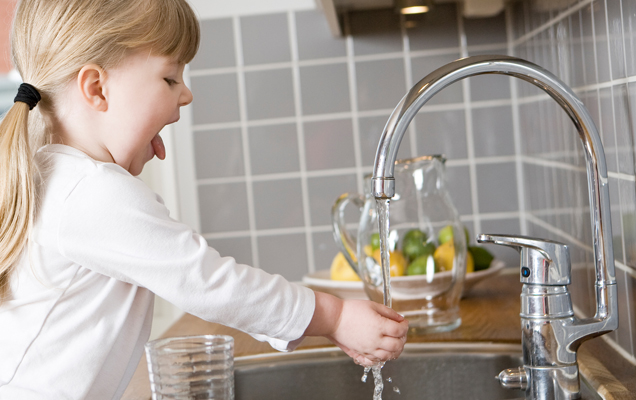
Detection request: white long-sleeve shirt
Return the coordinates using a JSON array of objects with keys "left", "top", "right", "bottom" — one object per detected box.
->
[{"left": 0, "top": 144, "right": 315, "bottom": 399}]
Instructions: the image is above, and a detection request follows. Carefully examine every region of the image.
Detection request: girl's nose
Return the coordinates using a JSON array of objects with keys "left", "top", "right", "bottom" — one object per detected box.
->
[{"left": 180, "top": 85, "right": 193, "bottom": 107}]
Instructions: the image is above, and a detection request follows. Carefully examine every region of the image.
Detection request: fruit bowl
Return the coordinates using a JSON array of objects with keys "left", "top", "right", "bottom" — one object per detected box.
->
[{"left": 302, "top": 259, "right": 506, "bottom": 301}]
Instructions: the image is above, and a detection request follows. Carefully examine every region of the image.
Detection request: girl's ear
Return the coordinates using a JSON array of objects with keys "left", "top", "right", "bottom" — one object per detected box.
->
[{"left": 77, "top": 64, "right": 108, "bottom": 111}]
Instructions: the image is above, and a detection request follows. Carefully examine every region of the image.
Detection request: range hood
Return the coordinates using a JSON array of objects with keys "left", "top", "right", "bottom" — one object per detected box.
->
[{"left": 317, "top": 0, "right": 505, "bottom": 36}]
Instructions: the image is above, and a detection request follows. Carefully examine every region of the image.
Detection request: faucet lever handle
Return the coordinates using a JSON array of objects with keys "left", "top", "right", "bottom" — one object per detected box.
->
[{"left": 477, "top": 234, "right": 571, "bottom": 286}]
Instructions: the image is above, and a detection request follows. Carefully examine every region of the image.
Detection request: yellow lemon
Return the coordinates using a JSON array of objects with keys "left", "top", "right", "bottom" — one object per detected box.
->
[
  {"left": 363, "top": 245, "right": 373, "bottom": 258},
  {"left": 433, "top": 241, "right": 474, "bottom": 273},
  {"left": 466, "top": 251, "right": 474, "bottom": 274},
  {"left": 372, "top": 249, "right": 407, "bottom": 277},
  {"left": 330, "top": 252, "right": 361, "bottom": 281}
]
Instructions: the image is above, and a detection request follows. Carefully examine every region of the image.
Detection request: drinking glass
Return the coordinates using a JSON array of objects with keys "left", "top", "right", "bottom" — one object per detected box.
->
[{"left": 145, "top": 335, "right": 234, "bottom": 400}]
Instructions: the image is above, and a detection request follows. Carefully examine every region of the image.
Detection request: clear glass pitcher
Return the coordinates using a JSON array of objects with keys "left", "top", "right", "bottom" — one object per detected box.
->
[{"left": 332, "top": 155, "right": 466, "bottom": 333}]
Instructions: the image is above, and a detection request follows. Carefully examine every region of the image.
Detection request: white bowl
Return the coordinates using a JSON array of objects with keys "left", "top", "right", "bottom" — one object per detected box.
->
[{"left": 302, "top": 259, "right": 506, "bottom": 300}]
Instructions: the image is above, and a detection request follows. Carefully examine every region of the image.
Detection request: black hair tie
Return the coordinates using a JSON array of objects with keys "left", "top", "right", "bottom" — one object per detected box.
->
[{"left": 14, "top": 83, "right": 41, "bottom": 110}]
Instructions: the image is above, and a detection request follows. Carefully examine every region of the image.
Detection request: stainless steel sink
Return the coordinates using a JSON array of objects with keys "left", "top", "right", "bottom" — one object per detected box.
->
[{"left": 234, "top": 343, "right": 601, "bottom": 400}]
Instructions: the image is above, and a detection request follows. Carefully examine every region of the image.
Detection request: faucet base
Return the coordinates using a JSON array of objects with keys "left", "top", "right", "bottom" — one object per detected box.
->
[
  {"left": 500, "top": 365, "right": 581, "bottom": 400},
  {"left": 524, "top": 365, "right": 581, "bottom": 400}
]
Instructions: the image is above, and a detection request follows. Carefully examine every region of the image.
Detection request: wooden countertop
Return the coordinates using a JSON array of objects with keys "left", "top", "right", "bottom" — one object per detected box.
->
[{"left": 122, "top": 271, "right": 636, "bottom": 399}]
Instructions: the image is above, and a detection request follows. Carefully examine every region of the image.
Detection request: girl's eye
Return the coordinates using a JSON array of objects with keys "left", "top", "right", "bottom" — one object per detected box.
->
[{"left": 164, "top": 78, "right": 178, "bottom": 86}]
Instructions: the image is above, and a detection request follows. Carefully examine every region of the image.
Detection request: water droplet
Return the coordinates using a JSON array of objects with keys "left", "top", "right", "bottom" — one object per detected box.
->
[{"left": 361, "top": 366, "right": 370, "bottom": 383}]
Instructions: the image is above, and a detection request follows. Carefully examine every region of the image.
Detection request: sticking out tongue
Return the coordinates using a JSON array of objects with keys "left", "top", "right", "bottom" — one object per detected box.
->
[{"left": 151, "top": 134, "right": 166, "bottom": 160}]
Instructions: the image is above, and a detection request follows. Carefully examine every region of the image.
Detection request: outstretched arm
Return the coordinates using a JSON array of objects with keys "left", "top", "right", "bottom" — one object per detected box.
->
[{"left": 303, "top": 291, "right": 408, "bottom": 366}]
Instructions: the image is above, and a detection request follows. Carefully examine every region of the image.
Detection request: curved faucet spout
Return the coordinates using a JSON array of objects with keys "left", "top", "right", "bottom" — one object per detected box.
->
[{"left": 372, "top": 55, "right": 616, "bottom": 323}]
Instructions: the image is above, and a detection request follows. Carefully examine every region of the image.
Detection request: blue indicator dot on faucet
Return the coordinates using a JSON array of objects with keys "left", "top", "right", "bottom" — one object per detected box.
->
[{"left": 521, "top": 267, "right": 531, "bottom": 278}]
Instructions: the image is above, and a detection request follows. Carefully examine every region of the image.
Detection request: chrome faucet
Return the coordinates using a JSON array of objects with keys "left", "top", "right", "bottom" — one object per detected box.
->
[{"left": 371, "top": 55, "right": 618, "bottom": 399}]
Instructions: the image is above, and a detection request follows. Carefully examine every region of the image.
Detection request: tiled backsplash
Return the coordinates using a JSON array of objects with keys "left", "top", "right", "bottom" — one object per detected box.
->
[
  {"left": 510, "top": 0, "right": 636, "bottom": 362},
  {"left": 189, "top": 3, "right": 520, "bottom": 279},
  {"left": 186, "top": 0, "right": 635, "bottom": 362}
]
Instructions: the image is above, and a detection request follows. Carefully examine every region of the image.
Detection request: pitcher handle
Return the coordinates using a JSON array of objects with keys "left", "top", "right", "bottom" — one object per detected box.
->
[{"left": 331, "top": 193, "right": 365, "bottom": 278}]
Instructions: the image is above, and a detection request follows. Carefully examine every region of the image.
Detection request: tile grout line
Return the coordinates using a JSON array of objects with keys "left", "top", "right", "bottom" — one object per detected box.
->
[
  {"left": 603, "top": 0, "right": 624, "bottom": 183},
  {"left": 506, "top": 1, "right": 529, "bottom": 236},
  {"left": 602, "top": 0, "right": 635, "bottom": 356},
  {"left": 343, "top": 13, "right": 365, "bottom": 196},
  {"left": 232, "top": 16, "right": 260, "bottom": 269},
  {"left": 576, "top": 9, "right": 589, "bottom": 89},
  {"left": 589, "top": 0, "right": 603, "bottom": 213},
  {"left": 621, "top": 245, "right": 636, "bottom": 356},
  {"left": 196, "top": 74, "right": 634, "bottom": 133},
  {"left": 618, "top": 0, "right": 636, "bottom": 356},
  {"left": 526, "top": 213, "right": 592, "bottom": 254},
  {"left": 526, "top": 213, "right": 636, "bottom": 278},
  {"left": 194, "top": 154, "right": 522, "bottom": 186},
  {"left": 547, "top": 17, "right": 561, "bottom": 230},
  {"left": 201, "top": 210, "right": 524, "bottom": 241},
  {"left": 586, "top": 5, "right": 626, "bottom": 332},
  {"left": 400, "top": 19, "right": 431, "bottom": 237},
  {"left": 529, "top": 205, "right": 592, "bottom": 217},
  {"left": 457, "top": 9, "right": 482, "bottom": 236},
  {"left": 615, "top": 0, "right": 636, "bottom": 357},
  {"left": 513, "top": 0, "right": 595, "bottom": 47},
  {"left": 521, "top": 154, "right": 585, "bottom": 172},
  {"left": 188, "top": 42, "right": 507, "bottom": 78},
  {"left": 514, "top": 74, "right": 636, "bottom": 102},
  {"left": 288, "top": 10, "right": 316, "bottom": 274},
  {"left": 521, "top": 154, "right": 635, "bottom": 180},
  {"left": 194, "top": 153, "right": 636, "bottom": 189},
  {"left": 204, "top": 227, "right": 310, "bottom": 239},
  {"left": 600, "top": 333, "right": 636, "bottom": 366},
  {"left": 401, "top": 15, "right": 418, "bottom": 159},
  {"left": 191, "top": 97, "right": 519, "bottom": 132},
  {"left": 462, "top": 210, "right": 521, "bottom": 222}
]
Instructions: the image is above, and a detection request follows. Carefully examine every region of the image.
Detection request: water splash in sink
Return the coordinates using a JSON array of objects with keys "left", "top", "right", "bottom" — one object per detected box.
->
[
  {"left": 387, "top": 377, "right": 400, "bottom": 394},
  {"left": 361, "top": 363, "right": 400, "bottom": 399}
]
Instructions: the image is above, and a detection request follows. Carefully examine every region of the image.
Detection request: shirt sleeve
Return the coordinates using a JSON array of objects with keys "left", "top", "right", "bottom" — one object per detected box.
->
[{"left": 56, "top": 165, "right": 315, "bottom": 349}]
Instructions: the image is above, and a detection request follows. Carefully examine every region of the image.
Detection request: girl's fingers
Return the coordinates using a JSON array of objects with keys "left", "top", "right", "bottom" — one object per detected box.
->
[
  {"left": 372, "top": 303, "right": 405, "bottom": 322},
  {"left": 341, "top": 345, "right": 381, "bottom": 366},
  {"left": 369, "top": 349, "right": 395, "bottom": 362},
  {"left": 378, "top": 336, "right": 405, "bottom": 354},
  {"left": 354, "top": 354, "right": 377, "bottom": 366},
  {"left": 381, "top": 318, "right": 409, "bottom": 338}
]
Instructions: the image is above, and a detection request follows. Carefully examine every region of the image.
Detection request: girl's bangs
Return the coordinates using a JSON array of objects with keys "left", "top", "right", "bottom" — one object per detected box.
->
[
  {"left": 127, "top": 0, "right": 200, "bottom": 64},
  {"left": 154, "top": 0, "right": 200, "bottom": 64}
]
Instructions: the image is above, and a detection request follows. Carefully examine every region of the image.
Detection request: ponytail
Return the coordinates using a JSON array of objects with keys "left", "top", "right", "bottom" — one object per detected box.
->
[
  {"left": 0, "top": 100, "right": 36, "bottom": 301},
  {"left": 1, "top": 0, "right": 200, "bottom": 302}
]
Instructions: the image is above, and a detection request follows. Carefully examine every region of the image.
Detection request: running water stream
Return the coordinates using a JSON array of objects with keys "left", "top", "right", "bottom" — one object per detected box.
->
[
  {"left": 376, "top": 199, "right": 392, "bottom": 309},
  {"left": 359, "top": 199, "right": 399, "bottom": 399}
]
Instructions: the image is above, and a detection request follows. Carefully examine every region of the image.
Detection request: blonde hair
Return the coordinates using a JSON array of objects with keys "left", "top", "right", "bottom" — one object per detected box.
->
[{"left": 0, "top": 0, "right": 200, "bottom": 301}]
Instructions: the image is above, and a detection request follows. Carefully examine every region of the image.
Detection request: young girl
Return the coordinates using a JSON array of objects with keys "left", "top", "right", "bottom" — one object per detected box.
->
[{"left": 0, "top": 0, "right": 408, "bottom": 398}]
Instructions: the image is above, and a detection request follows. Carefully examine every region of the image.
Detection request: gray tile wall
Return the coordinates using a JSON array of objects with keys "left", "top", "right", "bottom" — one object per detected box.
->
[
  {"left": 511, "top": 0, "right": 636, "bottom": 362},
  {"left": 187, "top": 0, "right": 635, "bottom": 361},
  {"left": 188, "top": 3, "right": 521, "bottom": 281}
]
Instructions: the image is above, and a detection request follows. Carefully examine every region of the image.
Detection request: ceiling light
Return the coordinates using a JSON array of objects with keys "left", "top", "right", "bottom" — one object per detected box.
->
[
  {"left": 401, "top": 5, "right": 429, "bottom": 14},
  {"left": 395, "top": 0, "right": 432, "bottom": 15}
]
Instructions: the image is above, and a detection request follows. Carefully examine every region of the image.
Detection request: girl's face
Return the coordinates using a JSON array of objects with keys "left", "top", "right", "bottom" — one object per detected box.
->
[{"left": 101, "top": 51, "right": 193, "bottom": 176}]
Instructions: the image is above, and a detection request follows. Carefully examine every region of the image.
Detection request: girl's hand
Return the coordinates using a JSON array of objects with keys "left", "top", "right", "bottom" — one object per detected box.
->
[
  {"left": 327, "top": 300, "right": 408, "bottom": 366},
  {"left": 304, "top": 292, "right": 409, "bottom": 366}
]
